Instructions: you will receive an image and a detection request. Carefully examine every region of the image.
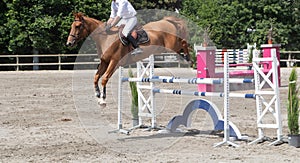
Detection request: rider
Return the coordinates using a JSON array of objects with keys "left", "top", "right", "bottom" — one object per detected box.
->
[{"left": 105, "top": 0, "right": 143, "bottom": 55}]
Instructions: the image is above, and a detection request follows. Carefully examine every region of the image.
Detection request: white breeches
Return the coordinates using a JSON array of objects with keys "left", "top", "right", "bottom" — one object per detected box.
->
[{"left": 116, "top": 16, "right": 137, "bottom": 37}]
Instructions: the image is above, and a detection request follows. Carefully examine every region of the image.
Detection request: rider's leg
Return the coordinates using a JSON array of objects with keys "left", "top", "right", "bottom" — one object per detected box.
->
[{"left": 122, "top": 17, "right": 143, "bottom": 55}]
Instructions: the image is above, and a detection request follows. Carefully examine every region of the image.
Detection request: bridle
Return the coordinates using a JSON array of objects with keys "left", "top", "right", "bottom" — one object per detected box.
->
[{"left": 69, "top": 18, "right": 86, "bottom": 42}]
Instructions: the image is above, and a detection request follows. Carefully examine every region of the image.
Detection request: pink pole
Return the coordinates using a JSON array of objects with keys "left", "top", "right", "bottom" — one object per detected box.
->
[
  {"left": 195, "top": 46, "right": 217, "bottom": 91},
  {"left": 261, "top": 44, "right": 281, "bottom": 86}
]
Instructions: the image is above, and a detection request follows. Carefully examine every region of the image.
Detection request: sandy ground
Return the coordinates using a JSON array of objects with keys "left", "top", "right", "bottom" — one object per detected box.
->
[{"left": 1, "top": 67, "right": 300, "bottom": 162}]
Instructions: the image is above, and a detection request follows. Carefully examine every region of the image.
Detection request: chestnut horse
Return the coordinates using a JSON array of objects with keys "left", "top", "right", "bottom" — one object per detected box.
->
[{"left": 66, "top": 12, "right": 190, "bottom": 105}]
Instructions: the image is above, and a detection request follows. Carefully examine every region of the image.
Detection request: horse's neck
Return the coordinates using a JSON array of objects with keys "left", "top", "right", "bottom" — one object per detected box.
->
[
  {"left": 83, "top": 17, "right": 121, "bottom": 58},
  {"left": 97, "top": 33, "right": 120, "bottom": 57},
  {"left": 91, "top": 23, "right": 119, "bottom": 57},
  {"left": 84, "top": 17, "right": 106, "bottom": 57},
  {"left": 84, "top": 17, "right": 104, "bottom": 35}
]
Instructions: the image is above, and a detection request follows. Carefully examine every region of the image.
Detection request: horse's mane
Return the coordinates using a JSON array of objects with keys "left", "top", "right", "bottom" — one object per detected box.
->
[
  {"left": 73, "top": 12, "right": 103, "bottom": 24},
  {"left": 162, "top": 16, "right": 188, "bottom": 40},
  {"left": 73, "top": 12, "right": 85, "bottom": 20}
]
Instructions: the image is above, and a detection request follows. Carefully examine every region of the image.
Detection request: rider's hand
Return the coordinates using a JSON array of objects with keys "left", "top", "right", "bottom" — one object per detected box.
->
[{"left": 105, "top": 24, "right": 111, "bottom": 33}]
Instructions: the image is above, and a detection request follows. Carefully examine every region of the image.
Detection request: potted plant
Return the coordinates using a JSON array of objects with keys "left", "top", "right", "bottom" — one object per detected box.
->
[
  {"left": 128, "top": 69, "right": 139, "bottom": 126},
  {"left": 267, "top": 27, "right": 273, "bottom": 44},
  {"left": 202, "top": 27, "right": 211, "bottom": 47},
  {"left": 287, "top": 68, "right": 300, "bottom": 148}
]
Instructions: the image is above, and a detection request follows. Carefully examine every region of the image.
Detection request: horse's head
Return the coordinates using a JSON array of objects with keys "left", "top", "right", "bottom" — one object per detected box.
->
[{"left": 66, "top": 12, "right": 89, "bottom": 47}]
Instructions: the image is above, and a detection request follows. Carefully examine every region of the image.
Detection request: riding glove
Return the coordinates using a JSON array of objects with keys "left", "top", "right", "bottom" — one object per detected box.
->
[{"left": 105, "top": 24, "right": 111, "bottom": 32}]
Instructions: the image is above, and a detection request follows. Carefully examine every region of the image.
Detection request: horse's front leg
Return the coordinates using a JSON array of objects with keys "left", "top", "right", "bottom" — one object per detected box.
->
[
  {"left": 94, "top": 73, "right": 107, "bottom": 106},
  {"left": 98, "top": 84, "right": 106, "bottom": 105},
  {"left": 98, "top": 60, "right": 119, "bottom": 105},
  {"left": 94, "top": 62, "right": 108, "bottom": 105},
  {"left": 94, "top": 73, "right": 101, "bottom": 98}
]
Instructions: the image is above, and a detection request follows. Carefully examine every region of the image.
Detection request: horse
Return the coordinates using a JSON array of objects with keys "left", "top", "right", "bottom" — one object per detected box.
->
[{"left": 66, "top": 12, "right": 191, "bottom": 105}]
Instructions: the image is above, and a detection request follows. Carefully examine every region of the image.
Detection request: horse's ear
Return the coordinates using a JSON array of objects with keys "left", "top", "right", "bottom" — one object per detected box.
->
[
  {"left": 77, "top": 12, "right": 85, "bottom": 21},
  {"left": 73, "top": 12, "right": 78, "bottom": 18}
]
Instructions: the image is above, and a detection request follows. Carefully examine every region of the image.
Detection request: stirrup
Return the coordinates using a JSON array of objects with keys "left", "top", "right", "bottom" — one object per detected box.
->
[{"left": 131, "top": 48, "right": 143, "bottom": 55}]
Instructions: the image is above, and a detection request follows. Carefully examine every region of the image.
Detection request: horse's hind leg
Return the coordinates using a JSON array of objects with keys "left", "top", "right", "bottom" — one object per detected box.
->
[
  {"left": 180, "top": 39, "right": 194, "bottom": 66},
  {"left": 181, "top": 39, "right": 190, "bottom": 61},
  {"left": 94, "top": 61, "right": 108, "bottom": 98}
]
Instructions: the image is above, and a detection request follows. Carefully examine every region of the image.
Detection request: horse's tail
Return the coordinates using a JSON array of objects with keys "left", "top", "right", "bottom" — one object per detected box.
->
[{"left": 162, "top": 16, "right": 188, "bottom": 40}]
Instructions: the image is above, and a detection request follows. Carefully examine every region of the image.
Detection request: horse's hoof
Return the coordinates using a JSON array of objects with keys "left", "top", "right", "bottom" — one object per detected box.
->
[
  {"left": 97, "top": 99, "right": 107, "bottom": 106},
  {"left": 95, "top": 92, "right": 100, "bottom": 98}
]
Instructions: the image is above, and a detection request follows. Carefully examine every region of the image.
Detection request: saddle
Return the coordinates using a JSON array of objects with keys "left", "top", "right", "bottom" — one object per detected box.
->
[{"left": 118, "top": 24, "right": 149, "bottom": 46}]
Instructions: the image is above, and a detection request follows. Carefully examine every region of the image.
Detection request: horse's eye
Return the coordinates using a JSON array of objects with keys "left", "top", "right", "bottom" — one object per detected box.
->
[{"left": 75, "top": 25, "right": 80, "bottom": 29}]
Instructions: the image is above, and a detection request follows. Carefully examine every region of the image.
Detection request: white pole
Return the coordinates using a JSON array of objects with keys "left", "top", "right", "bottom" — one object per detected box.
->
[
  {"left": 215, "top": 52, "right": 239, "bottom": 147},
  {"left": 123, "top": 77, "right": 253, "bottom": 84},
  {"left": 118, "top": 67, "right": 123, "bottom": 130},
  {"left": 249, "top": 48, "right": 264, "bottom": 145},
  {"left": 270, "top": 48, "right": 283, "bottom": 145},
  {"left": 149, "top": 55, "right": 156, "bottom": 128},
  {"left": 137, "top": 61, "right": 143, "bottom": 126}
]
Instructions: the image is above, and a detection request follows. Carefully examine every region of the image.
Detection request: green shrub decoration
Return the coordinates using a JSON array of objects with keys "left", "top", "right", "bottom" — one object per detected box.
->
[
  {"left": 248, "top": 48, "right": 253, "bottom": 63},
  {"left": 288, "top": 68, "right": 299, "bottom": 135},
  {"left": 128, "top": 69, "right": 138, "bottom": 119}
]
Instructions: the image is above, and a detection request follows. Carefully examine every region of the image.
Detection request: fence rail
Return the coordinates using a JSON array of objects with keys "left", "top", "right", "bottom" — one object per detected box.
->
[
  {"left": 0, "top": 53, "right": 189, "bottom": 71},
  {"left": 0, "top": 51, "right": 299, "bottom": 71},
  {"left": 0, "top": 54, "right": 99, "bottom": 71},
  {"left": 280, "top": 51, "right": 300, "bottom": 67}
]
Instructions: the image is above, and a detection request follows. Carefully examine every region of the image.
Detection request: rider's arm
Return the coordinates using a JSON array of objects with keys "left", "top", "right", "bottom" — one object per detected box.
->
[
  {"left": 107, "top": 17, "right": 114, "bottom": 25},
  {"left": 107, "top": 0, "right": 117, "bottom": 26},
  {"left": 110, "top": 16, "right": 121, "bottom": 27}
]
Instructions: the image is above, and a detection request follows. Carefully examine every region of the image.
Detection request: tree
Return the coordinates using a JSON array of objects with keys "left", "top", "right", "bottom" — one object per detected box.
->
[
  {"left": 288, "top": 0, "right": 300, "bottom": 50},
  {"left": 181, "top": 0, "right": 298, "bottom": 49},
  {"left": 0, "top": 1, "right": 9, "bottom": 54},
  {"left": 0, "top": 0, "right": 299, "bottom": 56},
  {"left": 133, "top": 0, "right": 181, "bottom": 11},
  {"left": 2, "top": 0, "right": 111, "bottom": 55}
]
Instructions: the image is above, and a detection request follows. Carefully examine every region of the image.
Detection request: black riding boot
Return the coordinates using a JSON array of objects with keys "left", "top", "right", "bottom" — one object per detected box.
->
[{"left": 127, "top": 35, "right": 143, "bottom": 55}]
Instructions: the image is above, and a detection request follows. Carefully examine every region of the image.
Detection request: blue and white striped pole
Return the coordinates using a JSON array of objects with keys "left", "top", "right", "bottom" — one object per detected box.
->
[
  {"left": 153, "top": 88, "right": 255, "bottom": 99},
  {"left": 122, "top": 76, "right": 253, "bottom": 84}
]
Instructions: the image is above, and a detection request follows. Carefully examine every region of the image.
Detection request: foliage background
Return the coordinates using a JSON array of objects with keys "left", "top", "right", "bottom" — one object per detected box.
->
[{"left": 0, "top": 0, "right": 299, "bottom": 56}]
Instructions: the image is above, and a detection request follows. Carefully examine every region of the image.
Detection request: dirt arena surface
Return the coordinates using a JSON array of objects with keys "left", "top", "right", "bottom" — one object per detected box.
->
[{"left": 1, "top": 68, "right": 300, "bottom": 162}]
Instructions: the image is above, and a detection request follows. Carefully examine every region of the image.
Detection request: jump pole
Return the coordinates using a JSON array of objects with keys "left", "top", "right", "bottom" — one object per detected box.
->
[
  {"left": 153, "top": 88, "right": 255, "bottom": 99},
  {"left": 122, "top": 76, "right": 254, "bottom": 84}
]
